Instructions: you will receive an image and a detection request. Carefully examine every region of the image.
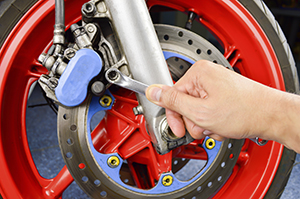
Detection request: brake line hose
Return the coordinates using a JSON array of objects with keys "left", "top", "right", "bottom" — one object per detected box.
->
[{"left": 53, "top": 0, "right": 65, "bottom": 54}]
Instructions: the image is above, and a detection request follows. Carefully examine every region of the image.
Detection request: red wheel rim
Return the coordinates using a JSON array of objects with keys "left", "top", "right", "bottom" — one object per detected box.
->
[{"left": 0, "top": 0, "right": 285, "bottom": 198}]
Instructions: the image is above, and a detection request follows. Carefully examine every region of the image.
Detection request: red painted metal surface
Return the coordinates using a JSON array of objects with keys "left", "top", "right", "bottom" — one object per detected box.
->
[{"left": 0, "top": 0, "right": 285, "bottom": 198}]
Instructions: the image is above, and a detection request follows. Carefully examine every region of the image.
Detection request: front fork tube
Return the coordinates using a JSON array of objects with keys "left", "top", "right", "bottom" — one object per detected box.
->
[{"left": 105, "top": 0, "right": 193, "bottom": 154}]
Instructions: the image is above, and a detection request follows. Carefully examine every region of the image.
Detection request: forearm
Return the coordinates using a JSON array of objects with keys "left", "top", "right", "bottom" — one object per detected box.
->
[{"left": 265, "top": 89, "right": 300, "bottom": 153}]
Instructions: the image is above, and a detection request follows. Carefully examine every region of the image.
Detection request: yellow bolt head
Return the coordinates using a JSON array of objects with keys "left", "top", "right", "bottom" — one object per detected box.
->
[
  {"left": 162, "top": 175, "right": 173, "bottom": 186},
  {"left": 107, "top": 156, "right": 120, "bottom": 168},
  {"left": 205, "top": 138, "right": 216, "bottom": 150},
  {"left": 100, "top": 95, "right": 112, "bottom": 107}
]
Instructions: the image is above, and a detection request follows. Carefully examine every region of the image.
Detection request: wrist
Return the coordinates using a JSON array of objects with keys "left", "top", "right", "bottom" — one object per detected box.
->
[{"left": 266, "top": 90, "right": 300, "bottom": 153}]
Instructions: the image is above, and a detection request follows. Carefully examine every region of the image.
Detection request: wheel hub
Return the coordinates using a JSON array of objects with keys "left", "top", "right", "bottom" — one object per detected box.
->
[{"left": 58, "top": 24, "right": 243, "bottom": 198}]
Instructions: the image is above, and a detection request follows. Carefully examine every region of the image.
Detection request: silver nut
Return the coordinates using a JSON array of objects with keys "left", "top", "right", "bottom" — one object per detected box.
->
[
  {"left": 133, "top": 105, "right": 143, "bottom": 115},
  {"left": 38, "top": 53, "right": 47, "bottom": 64}
]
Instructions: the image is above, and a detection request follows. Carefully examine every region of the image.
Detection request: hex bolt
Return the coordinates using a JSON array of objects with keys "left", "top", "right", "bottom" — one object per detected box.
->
[
  {"left": 107, "top": 70, "right": 119, "bottom": 81},
  {"left": 162, "top": 175, "right": 173, "bottom": 186},
  {"left": 99, "top": 95, "right": 113, "bottom": 107},
  {"left": 132, "top": 105, "right": 143, "bottom": 115},
  {"left": 82, "top": 2, "right": 96, "bottom": 17},
  {"left": 107, "top": 156, "right": 120, "bottom": 168},
  {"left": 205, "top": 138, "right": 216, "bottom": 150}
]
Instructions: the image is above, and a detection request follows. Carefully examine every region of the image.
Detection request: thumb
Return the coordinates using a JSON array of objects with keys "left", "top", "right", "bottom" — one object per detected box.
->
[{"left": 146, "top": 84, "right": 199, "bottom": 116}]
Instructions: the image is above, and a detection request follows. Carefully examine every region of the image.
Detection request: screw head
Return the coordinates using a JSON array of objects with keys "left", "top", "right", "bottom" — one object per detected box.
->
[
  {"left": 205, "top": 138, "right": 216, "bottom": 150},
  {"left": 107, "top": 156, "right": 120, "bottom": 168},
  {"left": 99, "top": 95, "right": 113, "bottom": 107},
  {"left": 162, "top": 175, "right": 173, "bottom": 186},
  {"left": 48, "top": 77, "right": 58, "bottom": 89},
  {"left": 87, "top": 25, "right": 95, "bottom": 33},
  {"left": 91, "top": 81, "right": 105, "bottom": 96},
  {"left": 65, "top": 48, "right": 76, "bottom": 59}
]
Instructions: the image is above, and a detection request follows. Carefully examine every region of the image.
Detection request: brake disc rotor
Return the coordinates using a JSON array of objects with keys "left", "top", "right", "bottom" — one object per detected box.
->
[{"left": 58, "top": 24, "right": 243, "bottom": 199}]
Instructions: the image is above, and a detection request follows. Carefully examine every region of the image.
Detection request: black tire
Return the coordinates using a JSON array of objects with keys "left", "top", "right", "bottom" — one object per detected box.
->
[
  {"left": 0, "top": 0, "right": 297, "bottom": 198},
  {"left": 238, "top": 1, "right": 298, "bottom": 198}
]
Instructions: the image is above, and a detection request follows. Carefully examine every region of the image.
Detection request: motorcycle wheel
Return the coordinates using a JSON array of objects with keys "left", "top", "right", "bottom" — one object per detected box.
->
[{"left": 0, "top": 0, "right": 297, "bottom": 198}]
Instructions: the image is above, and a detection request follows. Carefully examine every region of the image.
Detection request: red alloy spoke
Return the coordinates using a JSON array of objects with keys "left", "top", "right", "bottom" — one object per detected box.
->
[
  {"left": 28, "top": 60, "right": 48, "bottom": 78},
  {"left": 173, "top": 141, "right": 208, "bottom": 160},
  {"left": 223, "top": 46, "right": 241, "bottom": 68},
  {"left": 118, "top": 131, "right": 151, "bottom": 159},
  {"left": 108, "top": 109, "right": 137, "bottom": 125},
  {"left": 92, "top": 119, "right": 138, "bottom": 153},
  {"left": 0, "top": 0, "right": 288, "bottom": 197},
  {"left": 113, "top": 94, "right": 139, "bottom": 106},
  {"left": 43, "top": 166, "right": 73, "bottom": 199}
]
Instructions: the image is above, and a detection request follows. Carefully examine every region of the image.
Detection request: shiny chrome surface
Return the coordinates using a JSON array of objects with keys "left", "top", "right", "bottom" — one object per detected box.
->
[{"left": 105, "top": 68, "right": 148, "bottom": 95}]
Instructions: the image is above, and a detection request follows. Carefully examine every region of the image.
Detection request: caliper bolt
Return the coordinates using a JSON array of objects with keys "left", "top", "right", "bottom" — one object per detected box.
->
[
  {"left": 99, "top": 95, "right": 113, "bottom": 107},
  {"left": 107, "top": 156, "right": 120, "bottom": 168},
  {"left": 162, "top": 175, "right": 173, "bottom": 186},
  {"left": 205, "top": 138, "right": 216, "bottom": 150}
]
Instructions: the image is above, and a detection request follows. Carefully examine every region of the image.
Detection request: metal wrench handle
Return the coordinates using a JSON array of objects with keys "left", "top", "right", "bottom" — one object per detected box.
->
[{"left": 105, "top": 68, "right": 149, "bottom": 95}]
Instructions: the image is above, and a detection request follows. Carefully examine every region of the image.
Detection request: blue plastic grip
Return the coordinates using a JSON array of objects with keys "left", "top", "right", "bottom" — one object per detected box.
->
[{"left": 56, "top": 48, "right": 102, "bottom": 107}]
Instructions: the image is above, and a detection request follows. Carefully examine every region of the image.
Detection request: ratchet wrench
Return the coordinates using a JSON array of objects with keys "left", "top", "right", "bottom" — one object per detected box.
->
[{"left": 105, "top": 68, "right": 268, "bottom": 146}]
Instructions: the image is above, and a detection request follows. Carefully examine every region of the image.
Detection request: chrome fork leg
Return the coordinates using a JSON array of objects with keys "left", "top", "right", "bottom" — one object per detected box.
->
[{"left": 105, "top": 0, "right": 193, "bottom": 154}]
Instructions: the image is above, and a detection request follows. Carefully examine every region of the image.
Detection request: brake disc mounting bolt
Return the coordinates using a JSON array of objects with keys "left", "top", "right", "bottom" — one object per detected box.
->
[
  {"left": 162, "top": 175, "right": 173, "bottom": 186},
  {"left": 107, "top": 156, "right": 120, "bottom": 168},
  {"left": 99, "top": 95, "right": 113, "bottom": 107},
  {"left": 205, "top": 138, "right": 216, "bottom": 150}
]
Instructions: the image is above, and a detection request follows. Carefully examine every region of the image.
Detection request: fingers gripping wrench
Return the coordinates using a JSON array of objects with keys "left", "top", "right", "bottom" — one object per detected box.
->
[{"left": 105, "top": 68, "right": 268, "bottom": 147}]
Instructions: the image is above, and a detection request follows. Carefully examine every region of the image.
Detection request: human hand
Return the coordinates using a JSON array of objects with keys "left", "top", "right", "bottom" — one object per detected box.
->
[{"left": 146, "top": 60, "right": 285, "bottom": 143}]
